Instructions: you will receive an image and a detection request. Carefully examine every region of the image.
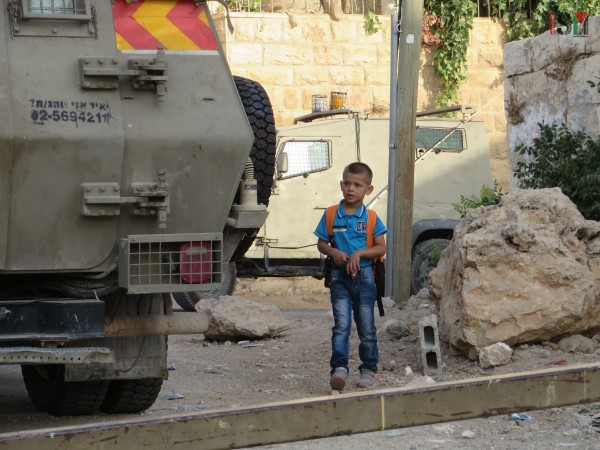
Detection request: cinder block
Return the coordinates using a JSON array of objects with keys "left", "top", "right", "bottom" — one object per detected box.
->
[{"left": 418, "top": 314, "right": 442, "bottom": 375}]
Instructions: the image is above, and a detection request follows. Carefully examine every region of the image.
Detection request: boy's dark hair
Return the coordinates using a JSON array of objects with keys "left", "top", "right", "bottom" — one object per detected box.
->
[{"left": 343, "top": 162, "right": 373, "bottom": 184}]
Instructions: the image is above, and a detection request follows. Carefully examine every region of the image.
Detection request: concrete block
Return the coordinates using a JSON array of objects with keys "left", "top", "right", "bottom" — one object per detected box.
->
[{"left": 419, "top": 314, "right": 441, "bottom": 375}]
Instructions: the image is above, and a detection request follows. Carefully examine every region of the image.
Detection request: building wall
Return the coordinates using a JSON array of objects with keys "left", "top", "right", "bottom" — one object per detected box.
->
[
  {"left": 213, "top": 13, "right": 510, "bottom": 188},
  {"left": 504, "top": 16, "right": 600, "bottom": 185}
]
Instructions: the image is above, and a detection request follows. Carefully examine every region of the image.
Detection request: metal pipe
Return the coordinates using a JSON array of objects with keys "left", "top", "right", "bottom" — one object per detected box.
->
[
  {"left": 385, "top": 11, "right": 400, "bottom": 299},
  {"left": 104, "top": 312, "right": 209, "bottom": 337}
]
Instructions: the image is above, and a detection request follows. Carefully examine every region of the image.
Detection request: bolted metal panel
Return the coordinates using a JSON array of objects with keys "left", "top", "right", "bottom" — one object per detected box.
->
[
  {"left": 1, "top": 0, "right": 255, "bottom": 273},
  {"left": 2, "top": 363, "right": 600, "bottom": 449}
]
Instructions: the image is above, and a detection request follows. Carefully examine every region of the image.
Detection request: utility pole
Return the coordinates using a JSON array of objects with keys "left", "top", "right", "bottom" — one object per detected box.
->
[{"left": 392, "top": 0, "right": 424, "bottom": 302}]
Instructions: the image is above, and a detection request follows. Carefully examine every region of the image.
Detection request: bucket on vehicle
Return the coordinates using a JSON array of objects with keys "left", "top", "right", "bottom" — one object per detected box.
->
[
  {"left": 330, "top": 92, "right": 347, "bottom": 109},
  {"left": 312, "top": 94, "right": 327, "bottom": 112}
]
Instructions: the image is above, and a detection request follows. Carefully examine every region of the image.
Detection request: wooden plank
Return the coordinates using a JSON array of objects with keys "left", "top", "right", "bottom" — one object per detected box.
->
[{"left": 1, "top": 363, "right": 600, "bottom": 449}]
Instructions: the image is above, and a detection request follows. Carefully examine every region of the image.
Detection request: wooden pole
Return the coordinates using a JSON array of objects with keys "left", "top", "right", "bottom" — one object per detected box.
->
[{"left": 393, "top": 0, "right": 424, "bottom": 302}]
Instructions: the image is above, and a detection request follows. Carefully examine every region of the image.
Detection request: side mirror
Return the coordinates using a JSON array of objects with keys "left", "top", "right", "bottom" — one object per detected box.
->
[{"left": 276, "top": 153, "right": 288, "bottom": 179}]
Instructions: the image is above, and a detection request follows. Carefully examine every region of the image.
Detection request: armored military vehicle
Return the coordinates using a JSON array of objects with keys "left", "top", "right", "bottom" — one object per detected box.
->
[
  {"left": 237, "top": 106, "right": 494, "bottom": 294},
  {"left": 0, "top": 0, "right": 274, "bottom": 415}
]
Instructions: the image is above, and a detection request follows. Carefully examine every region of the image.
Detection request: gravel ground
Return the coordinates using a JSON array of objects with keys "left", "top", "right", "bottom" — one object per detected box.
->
[{"left": 1, "top": 277, "right": 600, "bottom": 450}]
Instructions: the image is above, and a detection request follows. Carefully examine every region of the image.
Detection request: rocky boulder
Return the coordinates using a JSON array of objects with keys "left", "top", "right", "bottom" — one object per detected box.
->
[
  {"left": 429, "top": 188, "right": 600, "bottom": 359},
  {"left": 196, "top": 295, "right": 289, "bottom": 340}
]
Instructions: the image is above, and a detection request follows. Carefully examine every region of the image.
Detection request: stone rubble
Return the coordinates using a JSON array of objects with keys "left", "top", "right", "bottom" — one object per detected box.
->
[{"left": 479, "top": 342, "right": 513, "bottom": 369}]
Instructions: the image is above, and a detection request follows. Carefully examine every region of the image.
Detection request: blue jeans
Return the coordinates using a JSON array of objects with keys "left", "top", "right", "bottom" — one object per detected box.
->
[{"left": 329, "top": 267, "right": 378, "bottom": 374}]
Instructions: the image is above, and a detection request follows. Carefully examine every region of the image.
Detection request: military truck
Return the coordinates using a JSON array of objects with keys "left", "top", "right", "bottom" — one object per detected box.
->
[
  {"left": 0, "top": 0, "right": 274, "bottom": 415},
  {"left": 234, "top": 106, "right": 494, "bottom": 294}
]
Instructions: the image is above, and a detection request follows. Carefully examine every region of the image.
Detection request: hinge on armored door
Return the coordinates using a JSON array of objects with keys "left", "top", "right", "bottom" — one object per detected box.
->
[
  {"left": 79, "top": 47, "right": 168, "bottom": 101},
  {"left": 128, "top": 47, "right": 168, "bottom": 101},
  {"left": 81, "top": 171, "right": 171, "bottom": 229}
]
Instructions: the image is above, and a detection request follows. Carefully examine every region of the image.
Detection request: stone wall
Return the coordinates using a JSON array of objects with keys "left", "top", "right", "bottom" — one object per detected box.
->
[
  {"left": 213, "top": 13, "right": 510, "bottom": 187},
  {"left": 504, "top": 17, "right": 600, "bottom": 184}
]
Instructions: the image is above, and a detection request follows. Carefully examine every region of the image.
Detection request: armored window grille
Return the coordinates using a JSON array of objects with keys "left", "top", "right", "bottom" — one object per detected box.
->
[
  {"left": 278, "top": 140, "right": 331, "bottom": 179},
  {"left": 119, "top": 234, "right": 223, "bottom": 294},
  {"left": 416, "top": 127, "right": 465, "bottom": 152},
  {"left": 23, "top": 0, "right": 90, "bottom": 19}
]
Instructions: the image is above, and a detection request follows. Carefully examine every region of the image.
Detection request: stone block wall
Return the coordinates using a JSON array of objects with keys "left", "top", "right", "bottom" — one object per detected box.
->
[
  {"left": 213, "top": 13, "right": 509, "bottom": 187},
  {"left": 504, "top": 17, "right": 600, "bottom": 184}
]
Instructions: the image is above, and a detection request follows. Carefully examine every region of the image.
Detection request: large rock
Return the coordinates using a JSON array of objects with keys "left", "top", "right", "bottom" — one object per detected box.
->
[
  {"left": 196, "top": 295, "right": 289, "bottom": 340},
  {"left": 429, "top": 188, "right": 600, "bottom": 359}
]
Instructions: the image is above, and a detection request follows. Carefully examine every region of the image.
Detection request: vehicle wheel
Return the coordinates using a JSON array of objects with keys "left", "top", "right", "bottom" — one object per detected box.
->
[
  {"left": 21, "top": 364, "right": 109, "bottom": 416},
  {"left": 231, "top": 76, "right": 276, "bottom": 262},
  {"left": 97, "top": 292, "right": 167, "bottom": 413},
  {"left": 102, "top": 378, "right": 163, "bottom": 414},
  {"left": 411, "top": 238, "right": 451, "bottom": 295},
  {"left": 172, "top": 262, "right": 236, "bottom": 311}
]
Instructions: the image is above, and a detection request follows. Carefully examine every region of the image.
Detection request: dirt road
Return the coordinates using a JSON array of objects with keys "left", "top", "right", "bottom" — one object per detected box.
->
[{"left": 0, "top": 277, "right": 600, "bottom": 449}]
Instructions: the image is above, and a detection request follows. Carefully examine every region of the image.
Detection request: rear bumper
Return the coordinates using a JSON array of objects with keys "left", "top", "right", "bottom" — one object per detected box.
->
[{"left": 0, "top": 298, "right": 104, "bottom": 341}]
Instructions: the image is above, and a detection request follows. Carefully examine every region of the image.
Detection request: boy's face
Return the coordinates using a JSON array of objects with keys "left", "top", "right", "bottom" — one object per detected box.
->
[{"left": 340, "top": 172, "right": 373, "bottom": 207}]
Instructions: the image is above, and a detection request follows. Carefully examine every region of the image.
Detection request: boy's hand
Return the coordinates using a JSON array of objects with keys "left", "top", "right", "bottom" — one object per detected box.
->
[
  {"left": 332, "top": 249, "right": 349, "bottom": 266},
  {"left": 346, "top": 252, "right": 362, "bottom": 276}
]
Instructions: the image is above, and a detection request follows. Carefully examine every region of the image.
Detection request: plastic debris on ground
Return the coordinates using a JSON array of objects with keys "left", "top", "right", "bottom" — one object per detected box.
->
[
  {"left": 508, "top": 412, "right": 533, "bottom": 420},
  {"left": 162, "top": 393, "right": 185, "bottom": 400}
]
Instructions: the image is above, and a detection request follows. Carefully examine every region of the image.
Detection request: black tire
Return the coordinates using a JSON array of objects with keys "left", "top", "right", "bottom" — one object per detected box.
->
[
  {"left": 101, "top": 378, "right": 163, "bottom": 414},
  {"left": 98, "top": 292, "right": 167, "bottom": 413},
  {"left": 411, "top": 238, "right": 451, "bottom": 295},
  {"left": 172, "top": 262, "right": 236, "bottom": 311},
  {"left": 21, "top": 364, "right": 109, "bottom": 416},
  {"left": 231, "top": 76, "right": 276, "bottom": 262}
]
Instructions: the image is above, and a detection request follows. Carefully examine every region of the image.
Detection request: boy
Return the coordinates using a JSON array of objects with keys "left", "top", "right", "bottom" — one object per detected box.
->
[{"left": 314, "top": 162, "right": 387, "bottom": 390}]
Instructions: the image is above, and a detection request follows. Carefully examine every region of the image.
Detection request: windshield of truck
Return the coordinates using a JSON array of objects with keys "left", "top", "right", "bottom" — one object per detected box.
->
[
  {"left": 278, "top": 140, "right": 331, "bottom": 179},
  {"left": 416, "top": 127, "right": 465, "bottom": 151}
]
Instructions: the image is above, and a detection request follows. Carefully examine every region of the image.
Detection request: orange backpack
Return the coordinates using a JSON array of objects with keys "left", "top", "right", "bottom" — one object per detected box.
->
[{"left": 325, "top": 205, "right": 381, "bottom": 259}]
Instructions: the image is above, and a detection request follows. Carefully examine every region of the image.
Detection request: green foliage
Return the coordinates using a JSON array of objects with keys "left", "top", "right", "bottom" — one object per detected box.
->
[
  {"left": 492, "top": 0, "right": 600, "bottom": 41},
  {"left": 423, "top": 0, "right": 600, "bottom": 107},
  {"left": 363, "top": 8, "right": 382, "bottom": 35},
  {"left": 514, "top": 123, "right": 600, "bottom": 221},
  {"left": 453, "top": 182, "right": 505, "bottom": 218},
  {"left": 415, "top": 240, "right": 449, "bottom": 286},
  {"left": 424, "top": 0, "right": 476, "bottom": 107},
  {"left": 424, "top": 245, "right": 444, "bottom": 268},
  {"left": 226, "top": 0, "right": 261, "bottom": 12}
]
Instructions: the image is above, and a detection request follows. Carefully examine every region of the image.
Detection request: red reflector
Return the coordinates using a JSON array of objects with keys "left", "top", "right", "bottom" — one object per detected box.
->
[{"left": 180, "top": 242, "right": 212, "bottom": 284}]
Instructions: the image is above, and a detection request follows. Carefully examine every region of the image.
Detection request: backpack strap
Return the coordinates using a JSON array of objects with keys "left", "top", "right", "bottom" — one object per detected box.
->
[
  {"left": 325, "top": 205, "right": 338, "bottom": 243},
  {"left": 366, "top": 209, "right": 376, "bottom": 249},
  {"left": 367, "top": 209, "right": 384, "bottom": 263}
]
